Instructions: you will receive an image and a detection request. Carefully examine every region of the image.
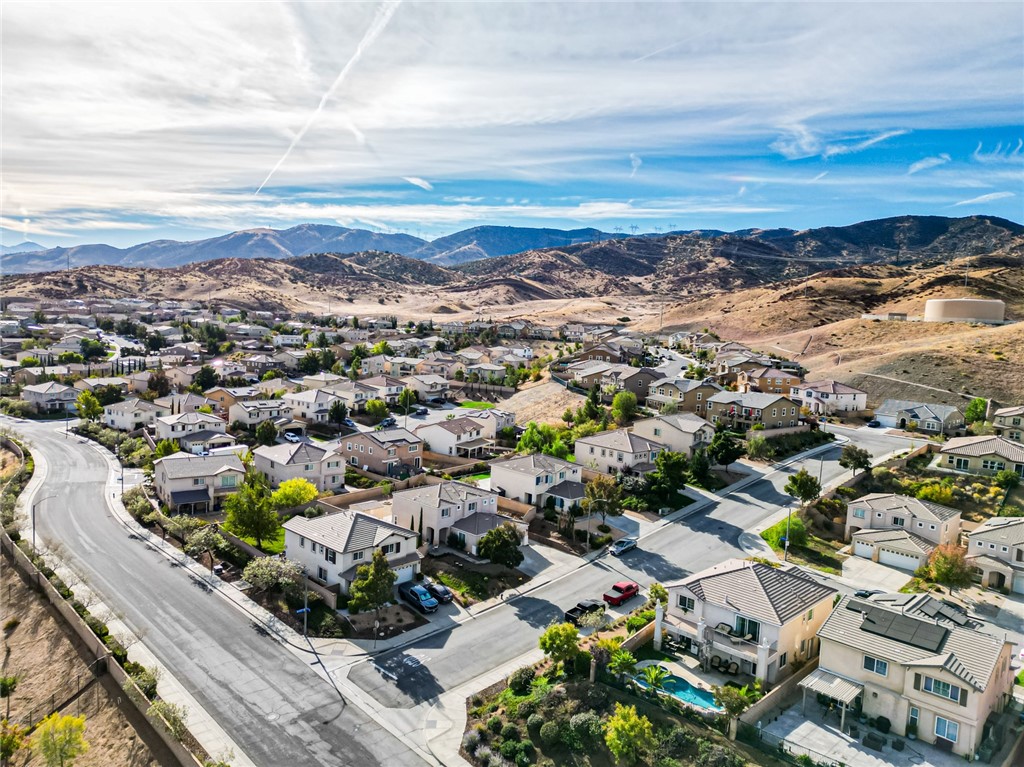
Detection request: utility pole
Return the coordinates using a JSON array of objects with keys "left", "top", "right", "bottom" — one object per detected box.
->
[{"left": 783, "top": 503, "right": 793, "bottom": 562}]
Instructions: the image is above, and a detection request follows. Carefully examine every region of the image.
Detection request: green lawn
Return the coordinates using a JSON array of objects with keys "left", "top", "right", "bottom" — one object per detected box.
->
[
  {"left": 771, "top": 534, "right": 847, "bottom": 575},
  {"left": 465, "top": 471, "right": 491, "bottom": 482},
  {"left": 225, "top": 524, "right": 286, "bottom": 555},
  {"left": 459, "top": 401, "right": 495, "bottom": 409}
]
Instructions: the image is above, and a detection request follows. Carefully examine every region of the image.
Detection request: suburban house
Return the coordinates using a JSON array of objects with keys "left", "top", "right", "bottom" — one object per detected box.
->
[
  {"left": 644, "top": 377, "right": 723, "bottom": 416},
  {"left": 490, "top": 454, "right": 583, "bottom": 508},
  {"left": 453, "top": 408, "right": 516, "bottom": 440},
  {"left": 73, "top": 377, "right": 130, "bottom": 395},
  {"left": 152, "top": 452, "right": 246, "bottom": 513},
  {"left": 599, "top": 366, "right": 661, "bottom": 399},
  {"left": 706, "top": 392, "right": 800, "bottom": 431},
  {"left": 227, "top": 399, "right": 294, "bottom": 429},
  {"left": 154, "top": 392, "right": 217, "bottom": 415},
  {"left": 334, "top": 429, "right": 423, "bottom": 478},
  {"left": 846, "top": 492, "right": 962, "bottom": 571},
  {"left": 573, "top": 429, "right": 664, "bottom": 475},
  {"left": 252, "top": 442, "right": 345, "bottom": 493},
  {"left": 938, "top": 436, "right": 1024, "bottom": 478},
  {"left": 966, "top": 517, "right": 1024, "bottom": 593},
  {"left": 401, "top": 374, "right": 451, "bottom": 402},
  {"left": 789, "top": 380, "right": 868, "bottom": 415},
  {"left": 992, "top": 406, "right": 1024, "bottom": 442},
  {"left": 165, "top": 365, "right": 204, "bottom": 390},
  {"left": 390, "top": 480, "right": 512, "bottom": 553},
  {"left": 283, "top": 388, "right": 339, "bottom": 424},
  {"left": 662, "top": 559, "right": 836, "bottom": 683},
  {"left": 283, "top": 511, "right": 420, "bottom": 594},
  {"left": 203, "top": 386, "right": 260, "bottom": 412},
  {"left": 302, "top": 372, "right": 344, "bottom": 390},
  {"left": 873, "top": 400, "right": 965, "bottom": 435},
  {"left": 154, "top": 411, "right": 227, "bottom": 442},
  {"left": 631, "top": 413, "right": 715, "bottom": 458},
  {"left": 736, "top": 366, "right": 803, "bottom": 395},
  {"left": 415, "top": 417, "right": 490, "bottom": 459},
  {"left": 810, "top": 595, "right": 1014, "bottom": 757},
  {"left": 20, "top": 381, "right": 77, "bottom": 413},
  {"left": 103, "top": 398, "right": 170, "bottom": 431},
  {"left": 178, "top": 430, "right": 237, "bottom": 455},
  {"left": 714, "top": 354, "right": 768, "bottom": 385},
  {"left": 324, "top": 380, "right": 376, "bottom": 412},
  {"left": 361, "top": 375, "right": 406, "bottom": 405}
]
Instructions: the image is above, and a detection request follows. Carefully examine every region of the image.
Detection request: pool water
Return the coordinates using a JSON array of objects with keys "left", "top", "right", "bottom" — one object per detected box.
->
[{"left": 634, "top": 670, "right": 724, "bottom": 712}]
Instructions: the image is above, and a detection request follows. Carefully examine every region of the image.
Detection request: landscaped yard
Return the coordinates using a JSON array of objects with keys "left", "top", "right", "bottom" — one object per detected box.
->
[
  {"left": 460, "top": 401, "right": 496, "bottom": 409},
  {"left": 225, "top": 524, "right": 286, "bottom": 555},
  {"left": 776, "top": 533, "right": 847, "bottom": 575},
  {"left": 422, "top": 553, "right": 528, "bottom": 604},
  {"left": 346, "top": 603, "right": 429, "bottom": 640}
]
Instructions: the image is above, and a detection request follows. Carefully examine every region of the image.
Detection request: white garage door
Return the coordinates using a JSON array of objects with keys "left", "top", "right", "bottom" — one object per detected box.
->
[
  {"left": 394, "top": 564, "right": 416, "bottom": 584},
  {"left": 878, "top": 548, "right": 921, "bottom": 571},
  {"left": 1013, "top": 575, "right": 1024, "bottom": 595},
  {"left": 854, "top": 541, "right": 874, "bottom": 559}
]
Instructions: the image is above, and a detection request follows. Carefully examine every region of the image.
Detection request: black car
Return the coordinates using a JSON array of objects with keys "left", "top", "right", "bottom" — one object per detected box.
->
[
  {"left": 399, "top": 582, "right": 439, "bottom": 613},
  {"left": 854, "top": 589, "right": 884, "bottom": 599},
  {"left": 378, "top": 416, "right": 397, "bottom": 428},
  {"left": 413, "top": 406, "right": 429, "bottom": 416},
  {"left": 425, "top": 580, "right": 454, "bottom": 604},
  {"left": 866, "top": 420, "right": 881, "bottom": 428}
]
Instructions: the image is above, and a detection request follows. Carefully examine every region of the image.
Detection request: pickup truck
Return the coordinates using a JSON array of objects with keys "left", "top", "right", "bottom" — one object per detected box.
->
[
  {"left": 603, "top": 581, "right": 641, "bottom": 607},
  {"left": 564, "top": 599, "right": 604, "bottom": 626}
]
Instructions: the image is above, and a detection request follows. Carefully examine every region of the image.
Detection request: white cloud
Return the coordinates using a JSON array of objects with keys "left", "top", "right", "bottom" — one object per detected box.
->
[
  {"left": 402, "top": 176, "right": 434, "bottom": 191},
  {"left": 629, "top": 153, "right": 643, "bottom": 177},
  {"left": 907, "top": 153, "right": 951, "bottom": 175},
  {"left": 772, "top": 126, "right": 908, "bottom": 160},
  {"left": 972, "top": 139, "right": 1023, "bottom": 164},
  {"left": 952, "top": 191, "right": 1015, "bottom": 206}
]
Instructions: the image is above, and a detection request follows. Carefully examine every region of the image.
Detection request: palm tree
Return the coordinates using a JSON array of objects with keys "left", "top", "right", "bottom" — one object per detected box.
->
[
  {"left": 608, "top": 649, "right": 637, "bottom": 682},
  {"left": 640, "top": 664, "right": 670, "bottom": 696}
]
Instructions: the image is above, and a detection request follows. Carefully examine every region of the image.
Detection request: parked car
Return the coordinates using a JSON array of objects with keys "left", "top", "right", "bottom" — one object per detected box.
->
[
  {"left": 342, "top": 417, "right": 356, "bottom": 427},
  {"left": 413, "top": 406, "right": 428, "bottom": 416},
  {"left": 866, "top": 420, "right": 881, "bottom": 428},
  {"left": 564, "top": 599, "right": 604, "bottom": 626},
  {"left": 379, "top": 416, "right": 397, "bottom": 428},
  {"left": 854, "top": 589, "right": 884, "bottom": 599},
  {"left": 609, "top": 538, "right": 638, "bottom": 557},
  {"left": 424, "top": 580, "right": 454, "bottom": 604},
  {"left": 427, "top": 397, "right": 445, "bottom": 405},
  {"left": 399, "top": 582, "right": 439, "bottom": 614},
  {"left": 283, "top": 432, "right": 301, "bottom": 443},
  {"left": 602, "top": 581, "right": 641, "bottom": 606}
]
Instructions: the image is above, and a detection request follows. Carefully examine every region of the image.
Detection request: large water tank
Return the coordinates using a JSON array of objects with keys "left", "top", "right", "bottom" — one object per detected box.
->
[{"left": 923, "top": 298, "right": 1005, "bottom": 324}]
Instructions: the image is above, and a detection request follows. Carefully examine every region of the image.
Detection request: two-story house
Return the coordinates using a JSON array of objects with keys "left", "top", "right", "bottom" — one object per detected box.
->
[
  {"left": 415, "top": 417, "right": 490, "bottom": 458},
  {"left": 390, "top": 480, "right": 510, "bottom": 553},
  {"left": 573, "top": 429, "right": 664, "bottom": 474},
  {"left": 736, "top": 366, "right": 803, "bottom": 395},
  {"left": 283, "top": 511, "right": 420, "bottom": 594},
  {"left": 939, "top": 436, "right": 1024, "bottom": 478},
  {"left": 154, "top": 391, "right": 217, "bottom": 415},
  {"left": 103, "top": 397, "right": 170, "bottom": 431},
  {"left": 165, "top": 365, "right": 204, "bottom": 391},
  {"left": 966, "top": 517, "right": 1024, "bottom": 593},
  {"left": 992, "top": 405, "right": 1024, "bottom": 442},
  {"left": 155, "top": 411, "right": 227, "bottom": 442},
  {"left": 152, "top": 452, "right": 246, "bottom": 513},
  {"left": 789, "top": 380, "right": 868, "bottom": 416},
  {"left": 706, "top": 392, "right": 800, "bottom": 431},
  {"left": 401, "top": 374, "right": 451, "bottom": 402},
  {"left": 335, "top": 428, "right": 422, "bottom": 478},
  {"left": 873, "top": 400, "right": 965, "bottom": 435},
  {"left": 20, "top": 381, "right": 77, "bottom": 413},
  {"left": 282, "top": 388, "right": 340, "bottom": 424},
  {"left": 203, "top": 386, "right": 260, "bottom": 413},
  {"left": 361, "top": 375, "right": 406, "bottom": 406},
  {"left": 644, "top": 377, "right": 723, "bottom": 416},
  {"left": 600, "top": 366, "right": 661, "bottom": 400},
  {"left": 323, "top": 380, "right": 375, "bottom": 413},
  {"left": 73, "top": 377, "right": 130, "bottom": 396},
  {"left": 227, "top": 399, "right": 294, "bottom": 429},
  {"left": 847, "top": 493, "right": 962, "bottom": 572},
  {"left": 631, "top": 413, "right": 715, "bottom": 458},
  {"left": 490, "top": 454, "right": 583, "bottom": 508},
  {"left": 302, "top": 372, "right": 344, "bottom": 390},
  {"left": 662, "top": 559, "right": 836, "bottom": 683},
  {"left": 810, "top": 595, "right": 1013, "bottom": 756},
  {"left": 252, "top": 442, "right": 344, "bottom": 493}
]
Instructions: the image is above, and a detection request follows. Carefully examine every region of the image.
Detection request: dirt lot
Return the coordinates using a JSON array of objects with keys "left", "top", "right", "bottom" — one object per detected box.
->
[
  {"left": 346, "top": 604, "right": 429, "bottom": 639},
  {"left": 1, "top": 563, "right": 174, "bottom": 767},
  {"left": 495, "top": 380, "right": 585, "bottom": 425}
]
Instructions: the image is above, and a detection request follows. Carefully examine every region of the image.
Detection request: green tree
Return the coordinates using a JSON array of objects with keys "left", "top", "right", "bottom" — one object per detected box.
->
[
  {"left": 784, "top": 467, "right": 821, "bottom": 506},
  {"left": 688, "top": 447, "right": 712, "bottom": 487},
  {"left": 328, "top": 399, "right": 348, "bottom": 427},
  {"left": 611, "top": 391, "right": 638, "bottom": 425},
  {"left": 315, "top": 331, "right": 329, "bottom": 349},
  {"left": 255, "top": 419, "right": 278, "bottom": 446},
  {"left": 538, "top": 622, "right": 580, "bottom": 667},
  {"left": 0, "top": 719, "right": 26, "bottom": 766},
  {"left": 18, "top": 357, "right": 40, "bottom": 368},
  {"left": 581, "top": 385, "right": 603, "bottom": 422},
  {"left": 297, "top": 352, "right": 322, "bottom": 375},
  {"left": 515, "top": 421, "right": 569, "bottom": 459},
  {"left": 477, "top": 523, "right": 524, "bottom": 568},
  {"left": 319, "top": 348, "right": 337, "bottom": 372},
  {"left": 153, "top": 439, "right": 180, "bottom": 459},
  {"left": 604, "top": 703, "right": 654, "bottom": 765},
  {"left": 242, "top": 557, "right": 302, "bottom": 593},
  {"left": 964, "top": 397, "right": 987, "bottom": 424},
  {"left": 0, "top": 677, "right": 18, "bottom": 719},
  {"left": 57, "top": 352, "right": 84, "bottom": 364},
  {"left": 31, "top": 712, "right": 89, "bottom": 767},
  {"left": 994, "top": 469, "right": 1021, "bottom": 492},
  {"left": 708, "top": 431, "right": 744, "bottom": 470},
  {"left": 581, "top": 474, "right": 623, "bottom": 525},
  {"left": 75, "top": 390, "right": 102, "bottom": 421},
  {"left": 927, "top": 544, "right": 973, "bottom": 587},
  {"left": 164, "top": 514, "right": 203, "bottom": 542},
  {"left": 193, "top": 365, "right": 219, "bottom": 391},
  {"left": 78, "top": 338, "right": 107, "bottom": 360},
  {"left": 745, "top": 435, "right": 775, "bottom": 462},
  {"left": 270, "top": 477, "right": 319, "bottom": 509},
  {"left": 93, "top": 385, "right": 125, "bottom": 407},
  {"left": 838, "top": 444, "right": 872, "bottom": 475},
  {"left": 659, "top": 400, "right": 678, "bottom": 415},
  {"left": 712, "top": 684, "right": 753, "bottom": 719},
  {"left": 348, "top": 549, "right": 397, "bottom": 623},
  {"left": 562, "top": 408, "right": 575, "bottom": 425},
  {"left": 184, "top": 526, "right": 226, "bottom": 574},
  {"left": 648, "top": 582, "right": 668, "bottom": 607},
  {"left": 608, "top": 649, "right": 637, "bottom": 681},
  {"left": 639, "top": 664, "right": 669, "bottom": 695},
  {"left": 365, "top": 399, "right": 389, "bottom": 423},
  {"left": 397, "top": 388, "right": 418, "bottom": 415},
  {"left": 147, "top": 368, "right": 171, "bottom": 397},
  {"left": 224, "top": 470, "right": 278, "bottom": 549}
]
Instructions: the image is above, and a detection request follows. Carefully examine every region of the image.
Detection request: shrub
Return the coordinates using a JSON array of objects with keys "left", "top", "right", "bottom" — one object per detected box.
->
[
  {"left": 476, "top": 746, "right": 493, "bottom": 764},
  {"left": 626, "top": 609, "right": 656, "bottom": 635},
  {"left": 462, "top": 730, "right": 481, "bottom": 755},
  {"left": 539, "top": 721, "right": 560, "bottom": 746},
  {"left": 543, "top": 508, "right": 558, "bottom": 523},
  {"left": 597, "top": 523, "right": 611, "bottom": 533},
  {"left": 85, "top": 615, "right": 109, "bottom": 639},
  {"left": 105, "top": 635, "right": 128, "bottom": 664},
  {"left": 760, "top": 515, "right": 807, "bottom": 549},
  {"left": 508, "top": 665, "right": 536, "bottom": 695},
  {"left": 517, "top": 699, "right": 537, "bottom": 718},
  {"left": 514, "top": 752, "right": 532, "bottom": 767},
  {"left": 573, "top": 651, "right": 592, "bottom": 677},
  {"left": 487, "top": 715, "right": 503, "bottom": 734},
  {"left": 519, "top": 739, "right": 535, "bottom": 758},
  {"left": 501, "top": 723, "right": 520, "bottom": 741},
  {"left": 569, "top": 711, "right": 603, "bottom": 742},
  {"left": 2, "top": 618, "right": 19, "bottom": 632},
  {"left": 500, "top": 740, "right": 520, "bottom": 759},
  {"left": 526, "top": 714, "right": 544, "bottom": 734}
]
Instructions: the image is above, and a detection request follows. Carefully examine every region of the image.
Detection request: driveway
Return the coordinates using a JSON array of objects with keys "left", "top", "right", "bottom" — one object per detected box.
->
[{"left": 841, "top": 556, "right": 914, "bottom": 592}]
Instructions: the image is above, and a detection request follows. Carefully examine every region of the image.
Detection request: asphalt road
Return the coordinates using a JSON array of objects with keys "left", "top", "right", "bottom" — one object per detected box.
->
[
  {"left": 6, "top": 417, "right": 428, "bottom": 767},
  {"left": 347, "top": 428, "right": 916, "bottom": 708}
]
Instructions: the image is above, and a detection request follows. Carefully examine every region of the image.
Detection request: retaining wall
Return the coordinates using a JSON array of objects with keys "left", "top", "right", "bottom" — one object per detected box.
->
[{"left": 740, "top": 658, "right": 818, "bottom": 725}]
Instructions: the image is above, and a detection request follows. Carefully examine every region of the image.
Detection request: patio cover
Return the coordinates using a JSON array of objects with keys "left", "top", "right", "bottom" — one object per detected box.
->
[
  {"left": 170, "top": 489, "right": 210, "bottom": 505},
  {"left": 799, "top": 668, "right": 863, "bottom": 704}
]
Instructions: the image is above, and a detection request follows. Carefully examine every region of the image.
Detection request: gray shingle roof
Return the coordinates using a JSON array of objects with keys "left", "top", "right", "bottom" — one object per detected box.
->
[
  {"left": 253, "top": 442, "right": 328, "bottom": 465},
  {"left": 491, "top": 454, "right": 577, "bottom": 476},
  {"left": 155, "top": 452, "right": 244, "bottom": 479},
  {"left": 395, "top": 480, "right": 496, "bottom": 507},
  {"left": 818, "top": 595, "right": 1007, "bottom": 691},
  {"left": 575, "top": 428, "right": 664, "bottom": 454},
  {"left": 851, "top": 492, "right": 961, "bottom": 523},
  {"left": 875, "top": 399, "right": 963, "bottom": 422},
  {"left": 284, "top": 510, "right": 415, "bottom": 554},
  {"left": 643, "top": 413, "right": 714, "bottom": 434},
  {"left": 666, "top": 559, "right": 836, "bottom": 625},
  {"left": 707, "top": 391, "right": 793, "bottom": 409},
  {"left": 968, "top": 516, "right": 1024, "bottom": 547}
]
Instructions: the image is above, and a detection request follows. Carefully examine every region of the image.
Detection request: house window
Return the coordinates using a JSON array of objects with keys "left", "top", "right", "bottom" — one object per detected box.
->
[
  {"left": 221, "top": 475, "right": 237, "bottom": 488},
  {"left": 935, "top": 717, "right": 959, "bottom": 743},
  {"left": 192, "top": 478, "right": 206, "bottom": 486},
  {"left": 653, "top": 428, "right": 661, "bottom": 437},
  {"left": 304, "top": 464, "right": 314, "bottom": 471},
  {"left": 954, "top": 457, "right": 969, "bottom": 470},
  {"left": 409, "top": 446, "right": 418, "bottom": 453},
  {"left": 923, "top": 676, "right": 961, "bottom": 703},
  {"left": 778, "top": 652, "right": 787, "bottom": 669},
  {"left": 468, "top": 502, "right": 477, "bottom": 512},
  {"left": 982, "top": 459, "right": 1005, "bottom": 471},
  {"left": 677, "top": 595, "right": 694, "bottom": 612},
  {"left": 908, "top": 707, "right": 919, "bottom": 727},
  {"left": 853, "top": 508, "right": 865, "bottom": 519},
  {"left": 734, "top": 616, "right": 760, "bottom": 642},
  {"left": 863, "top": 656, "right": 888, "bottom": 676},
  {"left": 381, "top": 542, "right": 401, "bottom": 555},
  {"left": 799, "top": 639, "right": 807, "bottom": 655},
  {"left": 350, "top": 456, "right": 357, "bottom": 465},
  {"left": 352, "top": 551, "right": 363, "bottom": 561},
  {"left": 893, "top": 516, "right": 905, "bottom": 527},
  {"left": 806, "top": 608, "right": 814, "bottom": 621},
  {"left": 299, "top": 536, "right": 305, "bottom": 548},
  {"left": 441, "top": 508, "right": 451, "bottom": 518},
  {"left": 325, "top": 548, "right": 336, "bottom": 564},
  {"left": 317, "top": 566, "right": 327, "bottom": 581}
]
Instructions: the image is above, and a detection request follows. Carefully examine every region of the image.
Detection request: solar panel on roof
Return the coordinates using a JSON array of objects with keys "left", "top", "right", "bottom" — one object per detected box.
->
[{"left": 859, "top": 606, "right": 947, "bottom": 652}]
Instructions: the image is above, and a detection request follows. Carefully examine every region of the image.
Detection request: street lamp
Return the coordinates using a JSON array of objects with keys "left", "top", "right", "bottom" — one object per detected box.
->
[
  {"left": 783, "top": 502, "right": 793, "bottom": 563},
  {"left": 32, "top": 494, "right": 57, "bottom": 554}
]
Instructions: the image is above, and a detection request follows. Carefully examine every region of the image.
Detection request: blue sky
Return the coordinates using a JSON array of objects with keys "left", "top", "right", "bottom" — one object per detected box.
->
[{"left": 1, "top": 1, "right": 1022, "bottom": 248}]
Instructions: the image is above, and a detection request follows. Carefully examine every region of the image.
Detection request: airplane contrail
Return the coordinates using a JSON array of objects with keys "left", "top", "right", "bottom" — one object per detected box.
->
[{"left": 255, "top": 0, "right": 401, "bottom": 195}]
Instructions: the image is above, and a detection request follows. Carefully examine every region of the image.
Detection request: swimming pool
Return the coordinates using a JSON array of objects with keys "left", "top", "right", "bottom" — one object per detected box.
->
[{"left": 634, "top": 669, "right": 724, "bottom": 712}]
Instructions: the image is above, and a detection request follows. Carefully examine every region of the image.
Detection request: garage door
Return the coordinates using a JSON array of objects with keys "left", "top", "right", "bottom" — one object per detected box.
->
[
  {"left": 853, "top": 541, "right": 874, "bottom": 559},
  {"left": 1012, "top": 575, "right": 1024, "bottom": 595},
  {"left": 394, "top": 564, "right": 417, "bottom": 584},
  {"left": 878, "top": 548, "right": 921, "bottom": 571}
]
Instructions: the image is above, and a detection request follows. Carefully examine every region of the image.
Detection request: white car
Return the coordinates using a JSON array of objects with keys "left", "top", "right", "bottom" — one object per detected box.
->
[{"left": 283, "top": 432, "right": 301, "bottom": 443}]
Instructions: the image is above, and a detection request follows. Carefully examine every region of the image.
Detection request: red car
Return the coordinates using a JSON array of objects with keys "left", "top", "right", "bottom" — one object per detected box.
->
[{"left": 603, "top": 581, "right": 640, "bottom": 606}]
